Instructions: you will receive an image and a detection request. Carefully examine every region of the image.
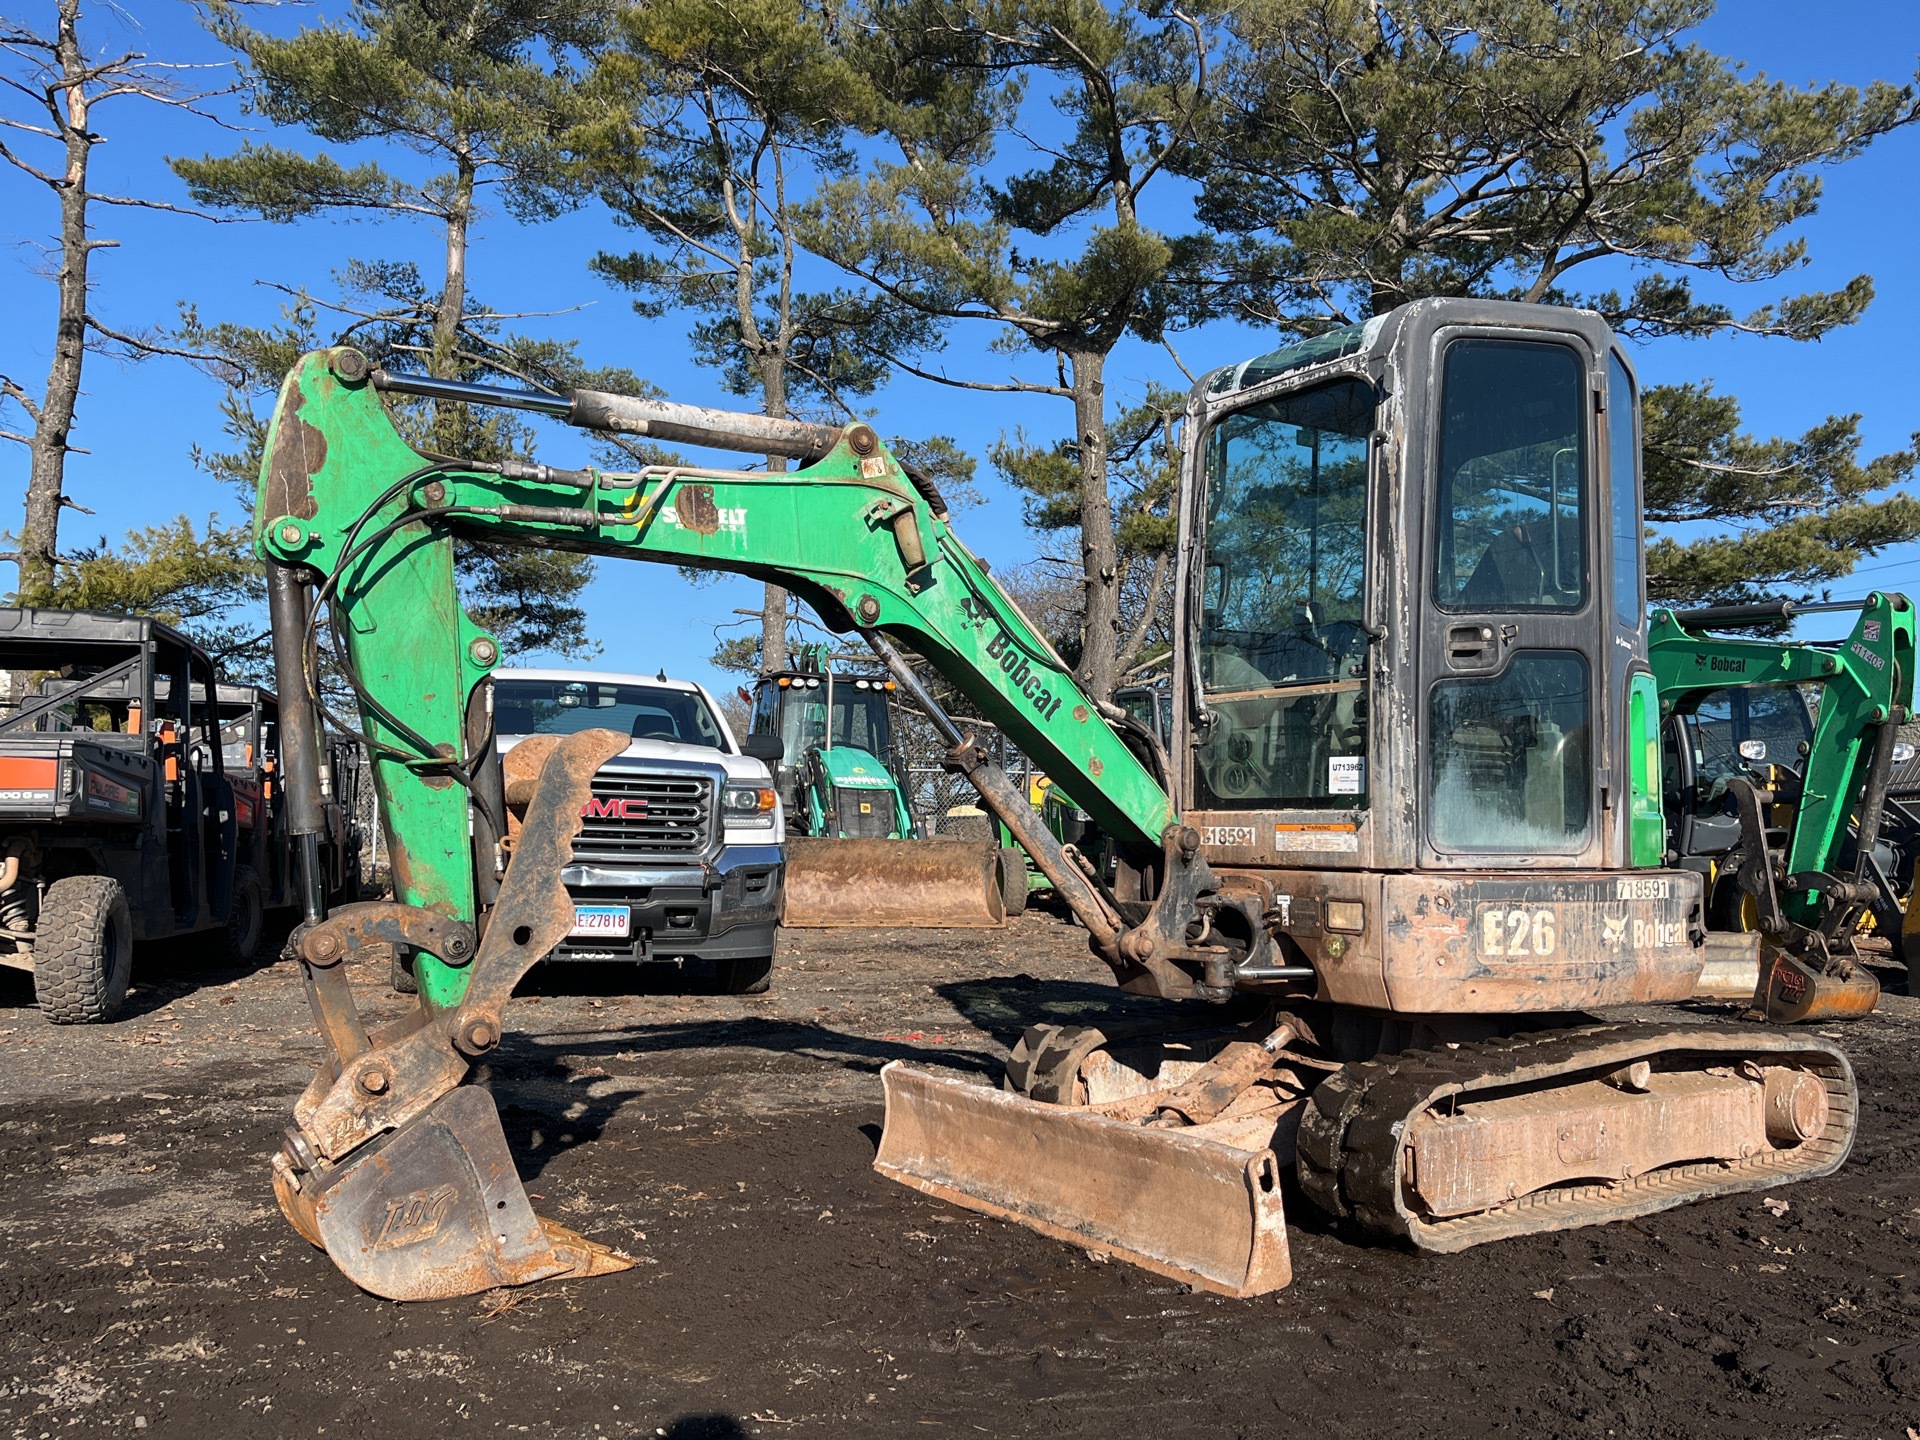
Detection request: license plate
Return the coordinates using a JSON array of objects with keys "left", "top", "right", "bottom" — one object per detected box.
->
[{"left": 570, "top": 904, "right": 631, "bottom": 938}]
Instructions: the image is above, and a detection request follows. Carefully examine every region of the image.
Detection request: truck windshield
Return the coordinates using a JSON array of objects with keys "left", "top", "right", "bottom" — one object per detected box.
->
[
  {"left": 1195, "top": 376, "right": 1373, "bottom": 809},
  {"left": 494, "top": 679, "right": 728, "bottom": 750}
]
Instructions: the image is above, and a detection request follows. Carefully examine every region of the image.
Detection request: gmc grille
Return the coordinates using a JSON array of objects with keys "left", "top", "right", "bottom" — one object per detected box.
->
[{"left": 574, "top": 771, "right": 712, "bottom": 859}]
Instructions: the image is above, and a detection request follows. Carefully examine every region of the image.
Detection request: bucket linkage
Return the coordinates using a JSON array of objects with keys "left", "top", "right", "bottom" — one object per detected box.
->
[{"left": 272, "top": 728, "right": 634, "bottom": 1300}]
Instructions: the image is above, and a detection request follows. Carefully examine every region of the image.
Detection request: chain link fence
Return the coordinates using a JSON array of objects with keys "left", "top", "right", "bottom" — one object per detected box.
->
[
  {"left": 894, "top": 703, "right": 1043, "bottom": 838},
  {"left": 334, "top": 746, "right": 385, "bottom": 892}
]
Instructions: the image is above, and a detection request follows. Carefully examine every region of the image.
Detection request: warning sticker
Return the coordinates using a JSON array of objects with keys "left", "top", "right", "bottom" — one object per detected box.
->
[{"left": 1275, "top": 828, "right": 1359, "bottom": 853}]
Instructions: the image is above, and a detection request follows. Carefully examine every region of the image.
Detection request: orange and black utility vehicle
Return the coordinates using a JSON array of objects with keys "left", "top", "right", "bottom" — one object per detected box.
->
[{"left": 0, "top": 608, "right": 358, "bottom": 1022}]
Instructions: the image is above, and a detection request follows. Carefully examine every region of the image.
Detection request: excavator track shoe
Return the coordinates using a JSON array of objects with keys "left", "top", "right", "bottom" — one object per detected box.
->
[
  {"left": 296, "top": 1086, "right": 632, "bottom": 1301},
  {"left": 782, "top": 836, "right": 1005, "bottom": 928},
  {"left": 1298, "top": 1025, "right": 1856, "bottom": 1253},
  {"left": 874, "top": 1061, "right": 1292, "bottom": 1297}
]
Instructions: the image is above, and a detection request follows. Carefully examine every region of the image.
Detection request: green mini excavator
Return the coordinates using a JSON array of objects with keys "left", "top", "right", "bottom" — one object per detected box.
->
[{"left": 251, "top": 299, "right": 1908, "bottom": 1303}]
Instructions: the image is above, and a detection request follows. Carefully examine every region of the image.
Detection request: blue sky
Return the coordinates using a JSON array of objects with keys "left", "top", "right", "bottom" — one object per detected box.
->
[{"left": 1, "top": 0, "right": 1916, "bottom": 686}]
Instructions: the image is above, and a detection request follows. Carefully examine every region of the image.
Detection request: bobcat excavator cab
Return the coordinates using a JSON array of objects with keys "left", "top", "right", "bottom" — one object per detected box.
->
[{"left": 253, "top": 299, "right": 1876, "bottom": 1303}]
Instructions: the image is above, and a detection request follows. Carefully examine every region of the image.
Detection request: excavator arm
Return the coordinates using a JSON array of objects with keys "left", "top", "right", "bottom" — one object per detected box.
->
[
  {"left": 254, "top": 347, "right": 1205, "bottom": 1298},
  {"left": 255, "top": 348, "right": 1195, "bottom": 962}
]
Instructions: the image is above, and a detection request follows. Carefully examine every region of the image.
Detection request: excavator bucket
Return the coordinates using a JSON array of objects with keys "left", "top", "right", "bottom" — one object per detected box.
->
[
  {"left": 873, "top": 1062, "right": 1293, "bottom": 1297},
  {"left": 269, "top": 728, "right": 640, "bottom": 1303},
  {"left": 275, "top": 1086, "right": 631, "bottom": 1302},
  {"left": 782, "top": 836, "right": 1006, "bottom": 928},
  {"left": 1755, "top": 947, "right": 1882, "bottom": 1023}
]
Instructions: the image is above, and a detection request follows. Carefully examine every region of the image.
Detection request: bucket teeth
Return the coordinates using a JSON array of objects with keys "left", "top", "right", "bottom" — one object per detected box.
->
[{"left": 538, "top": 1219, "right": 637, "bottom": 1280}]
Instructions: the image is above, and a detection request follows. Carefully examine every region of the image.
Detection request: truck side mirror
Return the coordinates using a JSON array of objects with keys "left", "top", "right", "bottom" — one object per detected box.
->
[{"left": 741, "top": 733, "right": 784, "bottom": 764}]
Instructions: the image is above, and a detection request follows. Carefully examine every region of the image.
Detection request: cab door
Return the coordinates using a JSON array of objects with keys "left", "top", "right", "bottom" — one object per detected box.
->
[{"left": 1417, "top": 328, "right": 1610, "bottom": 871}]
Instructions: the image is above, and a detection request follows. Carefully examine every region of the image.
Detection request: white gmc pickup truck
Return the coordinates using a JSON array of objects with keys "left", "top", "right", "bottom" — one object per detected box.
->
[{"left": 493, "top": 668, "right": 786, "bottom": 993}]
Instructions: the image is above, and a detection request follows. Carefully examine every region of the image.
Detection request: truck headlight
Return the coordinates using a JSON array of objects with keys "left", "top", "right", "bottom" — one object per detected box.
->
[{"left": 723, "top": 784, "right": 778, "bottom": 826}]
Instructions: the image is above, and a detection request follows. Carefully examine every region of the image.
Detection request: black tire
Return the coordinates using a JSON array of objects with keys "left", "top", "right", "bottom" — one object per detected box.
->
[
  {"left": 390, "top": 946, "right": 419, "bottom": 995},
  {"left": 998, "top": 845, "right": 1029, "bottom": 917},
  {"left": 941, "top": 813, "right": 993, "bottom": 842},
  {"left": 715, "top": 954, "right": 774, "bottom": 995},
  {"left": 220, "top": 865, "right": 266, "bottom": 966},
  {"left": 35, "top": 875, "right": 134, "bottom": 1025}
]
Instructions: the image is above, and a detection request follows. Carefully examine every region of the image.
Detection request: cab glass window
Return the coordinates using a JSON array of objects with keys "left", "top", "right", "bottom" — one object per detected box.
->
[
  {"left": 1683, "top": 686, "right": 1812, "bottom": 806},
  {"left": 1194, "top": 377, "right": 1374, "bottom": 810},
  {"left": 1430, "top": 651, "right": 1591, "bottom": 852},
  {"left": 219, "top": 713, "right": 253, "bottom": 768},
  {"left": 1608, "top": 353, "right": 1643, "bottom": 629},
  {"left": 1434, "top": 340, "right": 1589, "bottom": 612}
]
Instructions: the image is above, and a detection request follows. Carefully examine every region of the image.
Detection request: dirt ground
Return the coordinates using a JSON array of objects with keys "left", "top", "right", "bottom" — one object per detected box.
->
[{"left": 3, "top": 914, "right": 1919, "bottom": 1440}]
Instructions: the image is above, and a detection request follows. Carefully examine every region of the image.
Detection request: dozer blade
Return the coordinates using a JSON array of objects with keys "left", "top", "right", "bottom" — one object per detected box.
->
[
  {"left": 284, "top": 1086, "right": 631, "bottom": 1302},
  {"left": 874, "top": 1061, "right": 1291, "bottom": 1297},
  {"left": 782, "top": 836, "right": 1005, "bottom": 928}
]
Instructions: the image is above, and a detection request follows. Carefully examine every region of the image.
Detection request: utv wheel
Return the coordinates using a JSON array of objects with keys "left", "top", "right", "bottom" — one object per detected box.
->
[
  {"left": 998, "top": 845, "right": 1029, "bottom": 917},
  {"left": 35, "top": 875, "right": 134, "bottom": 1025},
  {"left": 390, "top": 946, "right": 419, "bottom": 995},
  {"left": 220, "top": 865, "right": 267, "bottom": 966},
  {"left": 716, "top": 954, "right": 774, "bottom": 995}
]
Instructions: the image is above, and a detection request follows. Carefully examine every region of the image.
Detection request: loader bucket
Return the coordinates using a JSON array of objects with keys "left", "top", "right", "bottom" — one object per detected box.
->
[
  {"left": 782, "top": 836, "right": 1006, "bottom": 928},
  {"left": 873, "top": 1062, "right": 1292, "bottom": 1297},
  {"left": 281, "top": 1086, "right": 632, "bottom": 1302}
]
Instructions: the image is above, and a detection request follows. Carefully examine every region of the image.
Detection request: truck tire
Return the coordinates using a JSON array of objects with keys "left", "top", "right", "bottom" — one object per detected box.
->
[
  {"left": 391, "top": 947, "right": 419, "bottom": 995},
  {"left": 35, "top": 875, "right": 134, "bottom": 1025},
  {"left": 998, "top": 846, "right": 1029, "bottom": 917},
  {"left": 716, "top": 954, "right": 774, "bottom": 995},
  {"left": 220, "top": 865, "right": 266, "bottom": 966}
]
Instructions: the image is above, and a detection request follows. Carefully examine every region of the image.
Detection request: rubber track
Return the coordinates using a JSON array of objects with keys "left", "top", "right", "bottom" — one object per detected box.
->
[{"left": 1296, "top": 1024, "right": 1857, "bottom": 1253}]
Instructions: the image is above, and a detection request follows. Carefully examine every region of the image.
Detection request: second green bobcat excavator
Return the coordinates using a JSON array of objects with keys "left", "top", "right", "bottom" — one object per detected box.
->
[{"left": 252, "top": 299, "right": 1903, "bottom": 1302}]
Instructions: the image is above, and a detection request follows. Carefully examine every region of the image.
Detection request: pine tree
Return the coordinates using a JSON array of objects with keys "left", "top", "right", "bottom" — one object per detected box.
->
[
  {"left": 171, "top": 0, "right": 615, "bottom": 653},
  {"left": 1183, "top": 0, "right": 1920, "bottom": 604},
  {"left": 803, "top": 0, "right": 1214, "bottom": 701},
  {"left": 573, "top": 0, "right": 920, "bottom": 674}
]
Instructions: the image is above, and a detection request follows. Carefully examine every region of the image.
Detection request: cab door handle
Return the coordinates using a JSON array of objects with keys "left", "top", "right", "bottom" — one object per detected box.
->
[{"left": 1446, "top": 623, "right": 1497, "bottom": 665}]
